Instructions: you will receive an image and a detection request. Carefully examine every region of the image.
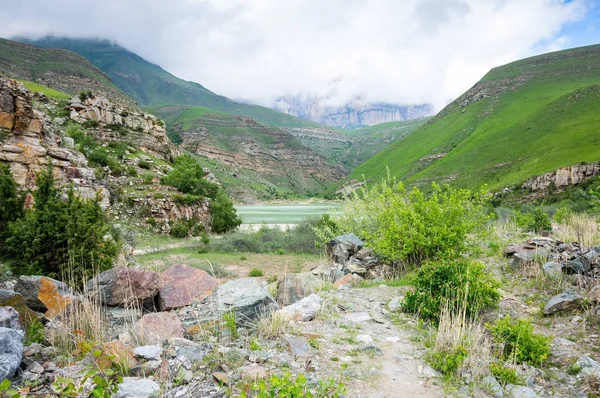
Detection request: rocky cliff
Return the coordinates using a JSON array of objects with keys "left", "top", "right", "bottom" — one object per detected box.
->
[
  {"left": 522, "top": 163, "right": 600, "bottom": 192},
  {"left": 0, "top": 78, "right": 109, "bottom": 207},
  {"left": 272, "top": 95, "right": 433, "bottom": 129}
]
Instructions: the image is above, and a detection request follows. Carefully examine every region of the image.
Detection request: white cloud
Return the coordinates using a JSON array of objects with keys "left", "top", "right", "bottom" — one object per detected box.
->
[{"left": 0, "top": 0, "right": 591, "bottom": 110}]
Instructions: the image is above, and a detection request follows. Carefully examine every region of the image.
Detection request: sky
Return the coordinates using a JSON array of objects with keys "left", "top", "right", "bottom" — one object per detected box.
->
[{"left": 1, "top": 0, "right": 600, "bottom": 110}]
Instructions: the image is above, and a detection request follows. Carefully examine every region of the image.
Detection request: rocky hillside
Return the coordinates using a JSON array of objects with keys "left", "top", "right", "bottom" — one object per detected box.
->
[
  {"left": 0, "top": 77, "right": 215, "bottom": 234},
  {"left": 273, "top": 95, "right": 433, "bottom": 129},
  {"left": 151, "top": 105, "right": 346, "bottom": 203},
  {"left": 0, "top": 38, "right": 133, "bottom": 107},
  {"left": 18, "top": 37, "right": 320, "bottom": 129},
  {"left": 337, "top": 44, "right": 600, "bottom": 197}
]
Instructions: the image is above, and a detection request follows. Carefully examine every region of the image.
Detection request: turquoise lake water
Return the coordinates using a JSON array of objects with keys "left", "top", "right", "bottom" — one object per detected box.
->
[{"left": 235, "top": 203, "right": 341, "bottom": 225}]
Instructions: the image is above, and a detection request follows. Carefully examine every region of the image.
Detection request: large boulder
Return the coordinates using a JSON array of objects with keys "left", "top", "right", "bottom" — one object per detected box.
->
[
  {"left": 544, "top": 291, "right": 583, "bottom": 315},
  {"left": 134, "top": 312, "right": 184, "bottom": 345},
  {"left": 86, "top": 267, "right": 159, "bottom": 307},
  {"left": 277, "top": 294, "right": 323, "bottom": 321},
  {"left": 14, "top": 276, "right": 75, "bottom": 316},
  {"left": 276, "top": 272, "right": 322, "bottom": 306},
  {"left": 0, "top": 315, "right": 24, "bottom": 380},
  {"left": 157, "top": 265, "right": 218, "bottom": 311},
  {"left": 327, "top": 233, "right": 364, "bottom": 263}
]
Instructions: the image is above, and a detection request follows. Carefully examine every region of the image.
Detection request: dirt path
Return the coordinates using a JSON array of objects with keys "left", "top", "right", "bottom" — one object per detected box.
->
[{"left": 297, "top": 285, "right": 443, "bottom": 398}]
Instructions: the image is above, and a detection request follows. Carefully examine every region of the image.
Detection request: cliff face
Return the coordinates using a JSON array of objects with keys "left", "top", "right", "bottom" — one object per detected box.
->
[
  {"left": 272, "top": 95, "right": 433, "bottom": 129},
  {"left": 0, "top": 78, "right": 109, "bottom": 207},
  {"left": 522, "top": 163, "right": 600, "bottom": 192}
]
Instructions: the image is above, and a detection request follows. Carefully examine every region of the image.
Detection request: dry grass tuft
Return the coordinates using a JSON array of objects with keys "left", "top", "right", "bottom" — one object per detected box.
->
[
  {"left": 256, "top": 312, "right": 289, "bottom": 340},
  {"left": 554, "top": 213, "right": 600, "bottom": 249}
]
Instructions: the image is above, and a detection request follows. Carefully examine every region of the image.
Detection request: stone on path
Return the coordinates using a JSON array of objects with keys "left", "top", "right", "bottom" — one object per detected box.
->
[
  {"left": 157, "top": 264, "right": 218, "bottom": 310},
  {"left": 543, "top": 291, "right": 583, "bottom": 315},
  {"left": 577, "top": 355, "right": 600, "bottom": 377},
  {"left": 134, "top": 345, "right": 163, "bottom": 361},
  {"left": 284, "top": 335, "right": 316, "bottom": 357},
  {"left": 116, "top": 377, "right": 160, "bottom": 398},
  {"left": 357, "top": 334, "right": 373, "bottom": 344},
  {"left": 344, "top": 311, "right": 371, "bottom": 323},
  {"left": 276, "top": 272, "right": 321, "bottom": 306},
  {"left": 277, "top": 294, "right": 322, "bottom": 321}
]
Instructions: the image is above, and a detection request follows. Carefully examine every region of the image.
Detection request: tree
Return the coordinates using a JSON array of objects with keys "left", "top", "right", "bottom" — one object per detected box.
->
[
  {"left": 0, "top": 164, "right": 24, "bottom": 240},
  {"left": 210, "top": 191, "right": 242, "bottom": 234},
  {"left": 161, "top": 154, "right": 219, "bottom": 199}
]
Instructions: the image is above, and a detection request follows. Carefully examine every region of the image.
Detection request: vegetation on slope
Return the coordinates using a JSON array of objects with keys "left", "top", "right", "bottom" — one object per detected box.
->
[
  {"left": 21, "top": 37, "right": 321, "bottom": 129},
  {"left": 342, "top": 44, "right": 600, "bottom": 194}
]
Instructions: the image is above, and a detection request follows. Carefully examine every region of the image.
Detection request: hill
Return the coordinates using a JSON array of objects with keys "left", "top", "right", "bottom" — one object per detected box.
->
[
  {"left": 0, "top": 38, "right": 133, "bottom": 106},
  {"left": 19, "top": 37, "right": 321, "bottom": 129},
  {"left": 339, "top": 44, "right": 600, "bottom": 195},
  {"left": 150, "top": 105, "right": 346, "bottom": 202}
]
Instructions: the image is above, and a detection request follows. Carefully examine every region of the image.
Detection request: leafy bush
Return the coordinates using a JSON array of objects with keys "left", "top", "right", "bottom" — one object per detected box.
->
[
  {"left": 315, "top": 177, "right": 490, "bottom": 265},
  {"left": 172, "top": 193, "right": 201, "bottom": 205},
  {"left": 427, "top": 347, "right": 468, "bottom": 375},
  {"left": 138, "top": 160, "right": 151, "bottom": 170},
  {"left": 105, "top": 124, "right": 128, "bottom": 134},
  {"left": 553, "top": 206, "right": 574, "bottom": 224},
  {"left": 82, "top": 119, "right": 99, "bottom": 129},
  {"left": 87, "top": 148, "right": 123, "bottom": 175},
  {"left": 161, "top": 154, "right": 219, "bottom": 199},
  {"left": 210, "top": 190, "right": 241, "bottom": 234},
  {"left": 240, "top": 372, "right": 346, "bottom": 398},
  {"left": 141, "top": 172, "right": 154, "bottom": 185},
  {"left": 249, "top": 268, "right": 264, "bottom": 277},
  {"left": 513, "top": 207, "right": 552, "bottom": 234},
  {"left": 171, "top": 220, "right": 190, "bottom": 238},
  {"left": 488, "top": 316, "right": 551, "bottom": 365},
  {"left": 2, "top": 165, "right": 118, "bottom": 280},
  {"left": 490, "top": 362, "right": 524, "bottom": 386},
  {"left": 402, "top": 259, "right": 501, "bottom": 324}
]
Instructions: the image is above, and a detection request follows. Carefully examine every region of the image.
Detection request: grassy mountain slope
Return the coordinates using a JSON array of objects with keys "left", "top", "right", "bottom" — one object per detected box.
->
[
  {"left": 285, "top": 118, "right": 428, "bottom": 170},
  {"left": 150, "top": 105, "right": 345, "bottom": 202},
  {"left": 0, "top": 38, "right": 133, "bottom": 105},
  {"left": 21, "top": 37, "right": 321, "bottom": 129},
  {"left": 342, "top": 44, "right": 600, "bottom": 192}
]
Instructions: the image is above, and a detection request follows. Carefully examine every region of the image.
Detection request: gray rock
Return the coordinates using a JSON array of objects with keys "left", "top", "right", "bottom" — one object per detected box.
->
[
  {"left": 506, "top": 385, "right": 538, "bottom": 398},
  {"left": 482, "top": 375, "right": 503, "bottom": 398},
  {"left": 134, "top": 345, "right": 163, "bottom": 361},
  {"left": 15, "top": 275, "right": 73, "bottom": 312},
  {"left": 544, "top": 291, "right": 583, "bottom": 315},
  {"left": 577, "top": 355, "right": 600, "bottom": 377},
  {"left": 584, "top": 249, "right": 599, "bottom": 264},
  {"left": 564, "top": 258, "right": 589, "bottom": 274},
  {"left": 277, "top": 294, "right": 322, "bottom": 321},
  {"left": 344, "top": 312, "right": 372, "bottom": 323},
  {"left": 327, "top": 233, "right": 364, "bottom": 263},
  {"left": 276, "top": 272, "right": 321, "bottom": 306},
  {"left": 116, "top": 377, "right": 160, "bottom": 398},
  {"left": 357, "top": 334, "right": 373, "bottom": 343},
  {"left": 419, "top": 364, "right": 441, "bottom": 378},
  {"left": 0, "top": 326, "right": 24, "bottom": 380},
  {"left": 177, "top": 346, "right": 209, "bottom": 363},
  {"left": 542, "top": 261, "right": 563, "bottom": 279},
  {"left": 216, "top": 278, "right": 278, "bottom": 324},
  {"left": 388, "top": 297, "right": 402, "bottom": 311},
  {"left": 85, "top": 267, "right": 159, "bottom": 307},
  {"left": 284, "top": 335, "right": 316, "bottom": 357},
  {"left": 550, "top": 337, "right": 578, "bottom": 360},
  {"left": 0, "top": 307, "right": 20, "bottom": 330},
  {"left": 53, "top": 117, "right": 65, "bottom": 125}
]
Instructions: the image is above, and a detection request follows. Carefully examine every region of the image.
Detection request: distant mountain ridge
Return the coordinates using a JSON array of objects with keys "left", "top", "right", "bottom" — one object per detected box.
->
[
  {"left": 272, "top": 95, "right": 433, "bottom": 128},
  {"left": 15, "top": 36, "right": 321, "bottom": 129}
]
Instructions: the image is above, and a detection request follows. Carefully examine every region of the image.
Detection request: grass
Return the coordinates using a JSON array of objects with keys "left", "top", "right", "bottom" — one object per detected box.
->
[
  {"left": 18, "top": 80, "right": 71, "bottom": 99},
  {"left": 336, "top": 44, "right": 600, "bottom": 196}
]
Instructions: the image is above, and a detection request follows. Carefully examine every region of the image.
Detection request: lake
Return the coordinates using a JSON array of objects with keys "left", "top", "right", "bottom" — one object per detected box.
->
[{"left": 235, "top": 203, "right": 341, "bottom": 226}]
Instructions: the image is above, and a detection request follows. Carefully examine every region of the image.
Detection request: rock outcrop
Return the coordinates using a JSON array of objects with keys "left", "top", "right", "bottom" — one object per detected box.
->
[
  {"left": 0, "top": 78, "right": 109, "bottom": 206},
  {"left": 69, "top": 95, "right": 177, "bottom": 162},
  {"left": 522, "top": 163, "right": 600, "bottom": 192}
]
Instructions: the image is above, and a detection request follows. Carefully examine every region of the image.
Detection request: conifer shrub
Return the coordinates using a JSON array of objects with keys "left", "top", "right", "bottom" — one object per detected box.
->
[{"left": 402, "top": 258, "right": 501, "bottom": 324}]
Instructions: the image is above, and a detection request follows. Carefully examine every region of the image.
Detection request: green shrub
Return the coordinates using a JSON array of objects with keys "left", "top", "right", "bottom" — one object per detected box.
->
[
  {"left": 161, "top": 154, "right": 219, "bottom": 199},
  {"left": 2, "top": 165, "right": 118, "bottom": 280},
  {"left": 79, "top": 91, "right": 88, "bottom": 102},
  {"left": 172, "top": 193, "right": 201, "bottom": 206},
  {"left": 105, "top": 124, "right": 128, "bottom": 134},
  {"left": 223, "top": 311, "right": 238, "bottom": 338},
  {"left": 25, "top": 319, "right": 45, "bottom": 345},
  {"left": 0, "top": 164, "right": 24, "bottom": 241},
  {"left": 171, "top": 221, "right": 190, "bottom": 238},
  {"left": 82, "top": 120, "right": 99, "bottom": 129},
  {"left": 488, "top": 316, "right": 551, "bottom": 365},
  {"left": 553, "top": 207, "right": 574, "bottom": 224},
  {"left": 126, "top": 167, "right": 138, "bottom": 177},
  {"left": 427, "top": 346, "right": 468, "bottom": 375},
  {"left": 210, "top": 191, "right": 241, "bottom": 234},
  {"left": 513, "top": 207, "right": 552, "bottom": 234},
  {"left": 88, "top": 148, "right": 123, "bottom": 175},
  {"left": 138, "top": 160, "right": 151, "bottom": 170},
  {"left": 249, "top": 268, "right": 264, "bottom": 277},
  {"left": 141, "top": 172, "right": 155, "bottom": 185},
  {"left": 315, "top": 177, "right": 490, "bottom": 265},
  {"left": 402, "top": 259, "right": 501, "bottom": 324},
  {"left": 241, "top": 372, "right": 345, "bottom": 398},
  {"left": 489, "top": 362, "right": 524, "bottom": 386}
]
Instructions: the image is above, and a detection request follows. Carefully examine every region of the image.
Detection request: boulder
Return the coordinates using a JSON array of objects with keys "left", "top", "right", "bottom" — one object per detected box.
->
[
  {"left": 116, "top": 377, "right": 160, "bottom": 398},
  {"left": 0, "top": 307, "right": 20, "bottom": 330},
  {"left": 507, "top": 385, "right": 538, "bottom": 398},
  {"left": 135, "top": 312, "right": 184, "bottom": 344},
  {"left": 577, "top": 355, "right": 600, "bottom": 377},
  {"left": 276, "top": 272, "right": 321, "bottom": 306},
  {"left": 541, "top": 261, "right": 563, "bottom": 279},
  {"left": 86, "top": 267, "right": 159, "bottom": 307},
  {"left": 284, "top": 335, "right": 316, "bottom": 357},
  {"left": 0, "top": 326, "right": 24, "bottom": 380},
  {"left": 543, "top": 291, "right": 583, "bottom": 315},
  {"left": 0, "top": 289, "right": 39, "bottom": 326},
  {"left": 327, "top": 233, "right": 364, "bottom": 263},
  {"left": 157, "top": 264, "right": 218, "bottom": 310},
  {"left": 277, "top": 294, "right": 323, "bottom": 321},
  {"left": 134, "top": 345, "right": 163, "bottom": 361},
  {"left": 564, "top": 258, "right": 589, "bottom": 274},
  {"left": 14, "top": 275, "right": 74, "bottom": 316}
]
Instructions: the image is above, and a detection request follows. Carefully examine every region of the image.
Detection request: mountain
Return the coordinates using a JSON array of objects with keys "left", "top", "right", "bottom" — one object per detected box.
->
[
  {"left": 18, "top": 37, "right": 320, "bottom": 129},
  {"left": 335, "top": 44, "right": 600, "bottom": 196},
  {"left": 149, "top": 105, "right": 346, "bottom": 202},
  {"left": 285, "top": 118, "right": 428, "bottom": 170},
  {"left": 272, "top": 95, "right": 433, "bottom": 128},
  {"left": 0, "top": 38, "right": 133, "bottom": 106}
]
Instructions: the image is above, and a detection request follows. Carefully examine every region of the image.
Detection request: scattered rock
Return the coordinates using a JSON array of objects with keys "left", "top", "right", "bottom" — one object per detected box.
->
[
  {"left": 344, "top": 312, "right": 371, "bottom": 323},
  {"left": 284, "top": 335, "right": 316, "bottom": 357},
  {"left": 14, "top": 275, "right": 74, "bottom": 315},
  {"left": 542, "top": 261, "right": 562, "bottom": 279},
  {"left": 506, "top": 385, "right": 539, "bottom": 398},
  {"left": 333, "top": 273, "right": 353, "bottom": 289},
  {"left": 327, "top": 233, "right": 363, "bottom": 263},
  {"left": 385, "top": 336, "right": 401, "bottom": 343},
  {"left": 157, "top": 264, "right": 218, "bottom": 310},
  {"left": 543, "top": 291, "right": 583, "bottom": 315},
  {"left": 0, "top": 289, "right": 39, "bottom": 326},
  {"left": 135, "top": 313, "right": 184, "bottom": 344},
  {"left": 482, "top": 375, "right": 503, "bottom": 398},
  {"left": 418, "top": 364, "right": 441, "bottom": 378},
  {"left": 0, "top": 326, "right": 24, "bottom": 380},
  {"left": 0, "top": 307, "right": 20, "bottom": 330},
  {"left": 577, "top": 355, "right": 600, "bottom": 377},
  {"left": 564, "top": 258, "right": 588, "bottom": 274},
  {"left": 276, "top": 272, "right": 321, "bottom": 306},
  {"left": 86, "top": 267, "right": 159, "bottom": 307},
  {"left": 241, "top": 364, "right": 268, "bottom": 380},
  {"left": 357, "top": 334, "right": 373, "bottom": 343},
  {"left": 277, "top": 294, "right": 323, "bottom": 321},
  {"left": 212, "top": 372, "right": 229, "bottom": 386},
  {"left": 134, "top": 345, "right": 163, "bottom": 361},
  {"left": 588, "top": 286, "right": 600, "bottom": 303},
  {"left": 116, "top": 377, "right": 160, "bottom": 398}
]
